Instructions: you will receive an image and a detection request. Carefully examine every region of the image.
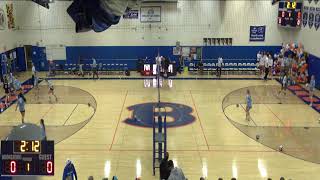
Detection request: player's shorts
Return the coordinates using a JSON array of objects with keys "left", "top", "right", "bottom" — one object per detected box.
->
[
  {"left": 282, "top": 83, "right": 287, "bottom": 89},
  {"left": 310, "top": 87, "right": 315, "bottom": 92}
]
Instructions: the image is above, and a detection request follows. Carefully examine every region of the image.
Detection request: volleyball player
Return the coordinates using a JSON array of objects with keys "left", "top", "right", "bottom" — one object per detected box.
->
[
  {"left": 45, "top": 79, "right": 58, "bottom": 102},
  {"left": 15, "top": 92, "right": 26, "bottom": 123},
  {"left": 279, "top": 74, "right": 288, "bottom": 96},
  {"left": 246, "top": 89, "right": 252, "bottom": 121},
  {"left": 309, "top": 75, "right": 316, "bottom": 106}
]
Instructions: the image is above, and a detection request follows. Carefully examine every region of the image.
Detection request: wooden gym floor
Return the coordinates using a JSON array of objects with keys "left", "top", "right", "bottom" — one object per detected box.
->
[{"left": 1, "top": 79, "right": 320, "bottom": 179}]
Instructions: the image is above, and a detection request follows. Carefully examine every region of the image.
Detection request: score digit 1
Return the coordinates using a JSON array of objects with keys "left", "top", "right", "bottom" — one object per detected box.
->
[{"left": 46, "top": 161, "right": 53, "bottom": 174}]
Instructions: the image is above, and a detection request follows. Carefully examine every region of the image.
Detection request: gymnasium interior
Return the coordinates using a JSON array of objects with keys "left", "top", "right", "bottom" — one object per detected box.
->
[{"left": 0, "top": 0, "right": 320, "bottom": 180}]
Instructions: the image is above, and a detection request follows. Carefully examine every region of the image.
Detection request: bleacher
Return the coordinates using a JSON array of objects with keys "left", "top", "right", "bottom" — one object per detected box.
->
[{"left": 187, "top": 59, "right": 258, "bottom": 75}]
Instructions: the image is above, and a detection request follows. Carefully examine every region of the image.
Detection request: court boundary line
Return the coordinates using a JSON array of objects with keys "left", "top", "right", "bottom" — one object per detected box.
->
[
  {"left": 63, "top": 104, "right": 79, "bottom": 125},
  {"left": 189, "top": 90, "right": 210, "bottom": 150},
  {"left": 264, "top": 104, "right": 285, "bottom": 126},
  {"left": 109, "top": 90, "right": 128, "bottom": 150}
]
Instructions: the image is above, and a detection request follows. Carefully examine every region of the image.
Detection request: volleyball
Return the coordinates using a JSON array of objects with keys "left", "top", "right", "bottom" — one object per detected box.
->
[{"left": 279, "top": 145, "right": 283, "bottom": 151}]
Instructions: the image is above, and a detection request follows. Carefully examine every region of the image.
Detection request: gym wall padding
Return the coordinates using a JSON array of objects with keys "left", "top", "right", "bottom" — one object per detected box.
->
[{"left": 64, "top": 46, "right": 281, "bottom": 70}]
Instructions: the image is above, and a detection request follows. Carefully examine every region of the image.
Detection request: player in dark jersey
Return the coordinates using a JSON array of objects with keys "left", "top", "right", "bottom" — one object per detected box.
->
[{"left": 3, "top": 77, "right": 10, "bottom": 107}]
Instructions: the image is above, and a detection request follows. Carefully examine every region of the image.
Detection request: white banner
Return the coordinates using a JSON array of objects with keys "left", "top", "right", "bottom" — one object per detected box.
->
[{"left": 140, "top": 6, "right": 161, "bottom": 23}]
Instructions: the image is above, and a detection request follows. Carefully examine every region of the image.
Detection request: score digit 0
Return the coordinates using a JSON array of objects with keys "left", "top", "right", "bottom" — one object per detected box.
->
[
  {"left": 10, "top": 161, "right": 17, "bottom": 174},
  {"left": 47, "top": 161, "right": 53, "bottom": 174}
]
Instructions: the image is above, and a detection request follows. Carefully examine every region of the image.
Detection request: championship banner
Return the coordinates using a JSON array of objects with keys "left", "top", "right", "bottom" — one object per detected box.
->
[
  {"left": 123, "top": 10, "right": 139, "bottom": 19},
  {"left": 0, "top": 8, "right": 5, "bottom": 30},
  {"left": 249, "top": 26, "right": 266, "bottom": 42},
  {"left": 315, "top": 8, "right": 320, "bottom": 30},
  {"left": 309, "top": 7, "right": 315, "bottom": 29},
  {"left": 6, "top": 3, "right": 14, "bottom": 29},
  {"left": 140, "top": 6, "right": 161, "bottom": 23},
  {"left": 303, "top": 6, "right": 309, "bottom": 27}
]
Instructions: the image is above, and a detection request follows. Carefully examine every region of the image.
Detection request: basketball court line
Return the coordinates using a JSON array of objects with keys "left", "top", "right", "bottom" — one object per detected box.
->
[
  {"left": 189, "top": 90, "right": 210, "bottom": 150},
  {"left": 109, "top": 90, "right": 128, "bottom": 150},
  {"left": 41, "top": 104, "right": 54, "bottom": 119},
  {"left": 264, "top": 104, "right": 285, "bottom": 126},
  {"left": 55, "top": 148, "right": 308, "bottom": 153},
  {"left": 63, "top": 104, "right": 79, "bottom": 125}
]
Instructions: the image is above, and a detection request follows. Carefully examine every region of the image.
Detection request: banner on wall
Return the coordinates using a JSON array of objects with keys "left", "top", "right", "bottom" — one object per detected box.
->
[
  {"left": 309, "top": 7, "right": 315, "bottom": 29},
  {"left": 303, "top": 6, "right": 309, "bottom": 27},
  {"left": 249, "top": 26, "right": 266, "bottom": 42},
  {"left": 315, "top": 8, "right": 320, "bottom": 30},
  {"left": 123, "top": 10, "right": 139, "bottom": 19},
  {"left": 6, "top": 3, "right": 14, "bottom": 29},
  {"left": 0, "top": 8, "right": 5, "bottom": 30},
  {"left": 140, "top": 6, "right": 161, "bottom": 22}
]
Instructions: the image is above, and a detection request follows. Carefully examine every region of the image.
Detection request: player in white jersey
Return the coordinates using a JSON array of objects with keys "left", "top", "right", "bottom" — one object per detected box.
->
[{"left": 45, "top": 79, "right": 58, "bottom": 102}]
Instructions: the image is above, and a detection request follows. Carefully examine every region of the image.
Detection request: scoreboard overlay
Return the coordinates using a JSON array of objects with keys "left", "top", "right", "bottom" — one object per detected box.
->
[
  {"left": 278, "top": 0, "right": 303, "bottom": 28},
  {"left": 1, "top": 141, "right": 54, "bottom": 176}
]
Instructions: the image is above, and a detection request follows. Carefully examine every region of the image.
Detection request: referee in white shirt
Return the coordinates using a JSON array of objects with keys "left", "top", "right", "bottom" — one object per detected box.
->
[
  {"left": 217, "top": 57, "right": 223, "bottom": 77},
  {"left": 264, "top": 55, "right": 270, "bottom": 81}
]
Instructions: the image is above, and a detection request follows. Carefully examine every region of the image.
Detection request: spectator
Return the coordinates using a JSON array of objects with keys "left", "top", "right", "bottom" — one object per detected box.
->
[
  {"left": 167, "top": 160, "right": 186, "bottom": 180},
  {"left": 160, "top": 152, "right": 170, "bottom": 180},
  {"left": 217, "top": 56, "right": 223, "bottom": 77},
  {"left": 280, "top": 177, "right": 285, "bottom": 180},
  {"left": 218, "top": 178, "right": 223, "bottom": 180},
  {"left": 88, "top": 176, "right": 94, "bottom": 180},
  {"left": 62, "top": 159, "right": 77, "bottom": 180},
  {"left": 32, "top": 63, "right": 36, "bottom": 83},
  {"left": 231, "top": 178, "right": 236, "bottom": 180},
  {"left": 200, "top": 177, "right": 205, "bottom": 180}
]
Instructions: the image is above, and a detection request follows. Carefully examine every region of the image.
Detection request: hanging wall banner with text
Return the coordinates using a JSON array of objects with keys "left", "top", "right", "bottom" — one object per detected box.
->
[
  {"left": 309, "top": 7, "right": 315, "bottom": 29},
  {"left": 123, "top": 10, "right": 139, "bottom": 19},
  {"left": 0, "top": 8, "right": 5, "bottom": 30},
  {"left": 315, "top": 8, "right": 320, "bottom": 30},
  {"left": 140, "top": 6, "right": 161, "bottom": 23},
  {"left": 303, "top": 6, "right": 309, "bottom": 27},
  {"left": 249, "top": 26, "right": 266, "bottom": 42}
]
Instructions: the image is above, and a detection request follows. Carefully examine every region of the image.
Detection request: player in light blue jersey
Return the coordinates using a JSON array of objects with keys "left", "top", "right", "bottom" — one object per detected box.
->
[
  {"left": 246, "top": 89, "right": 252, "bottom": 121},
  {"left": 309, "top": 75, "right": 316, "bottom": 106},
  {"left": 15, "top": 92, "right": 26, "bottom": 123}
]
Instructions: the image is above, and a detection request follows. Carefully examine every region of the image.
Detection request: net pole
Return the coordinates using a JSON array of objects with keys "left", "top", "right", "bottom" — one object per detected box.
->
[{"left": 157, "top": 49, "right": 161, "bottom": 108}]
